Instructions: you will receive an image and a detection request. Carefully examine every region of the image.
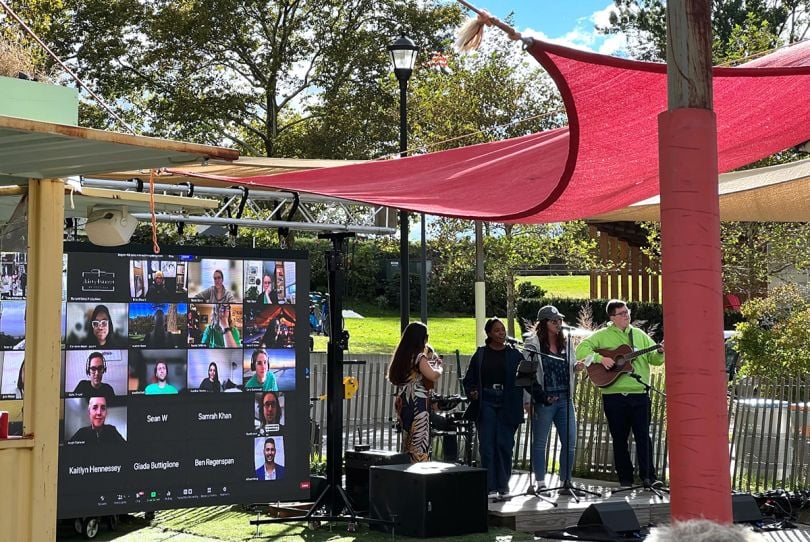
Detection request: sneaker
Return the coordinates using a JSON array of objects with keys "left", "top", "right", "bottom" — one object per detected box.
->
[
  {"left": 618, "top": 481, "right": 634, "bottom": 489},
  {"left": 645, "top": 479, "right": 664, "bottom": 489},
  {"left": 534, "top": 482, "right": 547, "bottom": 493}
]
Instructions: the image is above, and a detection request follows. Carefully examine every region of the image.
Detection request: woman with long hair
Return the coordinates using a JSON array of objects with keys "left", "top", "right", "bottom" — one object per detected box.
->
[
  {"left": 462, "top": 317, "right": 524, "bottom": 496},
  {"left": 524, "top": 305, "right": 585, "bottom": 492},
  {"left": 201, "top": 303, "right": 241, "bottom": 348},
  {"left": 388, "top": 322, "right": 442, "bottom": 463},
  {"left": 199, "top": 361, "right": 221, "bottom": 392}
]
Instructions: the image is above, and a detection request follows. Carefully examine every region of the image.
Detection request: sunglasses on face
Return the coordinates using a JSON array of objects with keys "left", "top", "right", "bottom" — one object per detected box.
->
[
  {"left": 91, "top": 320, "right": 109, "bottom": 329},
  {"left": 88, "top": 366, "right": 105, "bottom": 373}
]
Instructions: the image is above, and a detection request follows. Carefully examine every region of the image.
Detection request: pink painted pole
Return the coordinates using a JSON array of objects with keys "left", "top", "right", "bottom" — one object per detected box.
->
[{"left": 659, "top": 108, "right": 732, "bottom": 522}]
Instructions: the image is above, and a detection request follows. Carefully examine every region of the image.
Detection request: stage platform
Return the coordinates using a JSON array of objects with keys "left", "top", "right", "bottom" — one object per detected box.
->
[
  {"left": 491, "top": 472, "right": 810, "bottom": 541},
  {"left": 489, "top": 471, "right": 670, "bottom": 533}
]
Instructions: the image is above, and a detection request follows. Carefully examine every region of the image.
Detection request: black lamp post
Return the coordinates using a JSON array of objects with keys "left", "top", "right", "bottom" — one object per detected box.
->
[{"left": 388, "top": 36, "right": 418, "bottom": 333}]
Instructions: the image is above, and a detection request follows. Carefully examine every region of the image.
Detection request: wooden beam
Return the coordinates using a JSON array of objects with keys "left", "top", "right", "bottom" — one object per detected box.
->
[
  {"left": 25, "top": 178, "right": 64, "bottom": 540},
  {"left": 608, "top": 235, "right": 619, "bottom": 299},
  {"left": 667, "top": 0, "right": 713, "bottom": 110},
  {"left": 619, "top": 240, "right": 629, "bottom": 300},
  {"left": 630, "top": 245, "right": 641, "bottom": 302},
  {"left": 599, "top": 231, "right": 609, "bottom": 298},
  {"left": 589, "top": 225, "right": 599, "bottom": 299}
]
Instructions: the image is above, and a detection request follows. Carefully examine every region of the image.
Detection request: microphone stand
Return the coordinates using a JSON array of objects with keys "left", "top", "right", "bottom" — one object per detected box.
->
[
  {"left": 537, "top": 330, "right": 601, "bottom": 503},
  {"left": 610, "top": 372, "right": 668, "bottom": 499},
  {"left": 509, "top": 343, "right": 557, "bottom": 507}
]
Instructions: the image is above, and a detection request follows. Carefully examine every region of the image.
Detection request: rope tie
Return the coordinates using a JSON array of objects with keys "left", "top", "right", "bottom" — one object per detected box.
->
[{"left": 454, "top": 0, "right": 523, "bottom": 52}]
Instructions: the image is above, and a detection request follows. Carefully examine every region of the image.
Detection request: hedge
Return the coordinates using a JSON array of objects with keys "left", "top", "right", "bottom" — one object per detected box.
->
[{"left": 517, "top": 297, "right": 745, "bottom": 340}]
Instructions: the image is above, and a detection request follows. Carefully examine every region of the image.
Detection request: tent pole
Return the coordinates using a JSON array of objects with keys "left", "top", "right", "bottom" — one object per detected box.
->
[
  {"left": 474, "top": 221, "right": 486, "bottom": 346},
  {"left": 660, "top": 0, "right": 732, "bottom": 522}
]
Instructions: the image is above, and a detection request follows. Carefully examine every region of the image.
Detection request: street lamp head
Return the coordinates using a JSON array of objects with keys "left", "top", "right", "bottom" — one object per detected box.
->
[{"left": 388, "top": 36, "right": 419, "bottom": 81}]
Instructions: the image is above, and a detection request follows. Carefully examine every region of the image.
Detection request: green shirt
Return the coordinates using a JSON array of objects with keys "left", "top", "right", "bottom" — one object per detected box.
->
[
  {"left": 201, "top": 325, "right": 241, "bottom": 348},
  {"left": 575, "top": 323, "right": 664, "bottom": 395},
  {"left": 245, "top": 372, "right": 278, "bottom": 391},
  {"left": 144, "top": 382, "right": 178, "bottom": 395}
]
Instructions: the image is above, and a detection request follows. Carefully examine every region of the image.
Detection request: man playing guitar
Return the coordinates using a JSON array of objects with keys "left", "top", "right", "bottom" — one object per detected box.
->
[{"left": 575, "top": 299, "right": 664, "bottom": 489}]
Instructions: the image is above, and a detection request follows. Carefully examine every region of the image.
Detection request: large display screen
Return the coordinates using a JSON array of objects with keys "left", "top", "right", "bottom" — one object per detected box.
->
[{"left": 54, "top": 243, "right": 310, "bottom": 518}]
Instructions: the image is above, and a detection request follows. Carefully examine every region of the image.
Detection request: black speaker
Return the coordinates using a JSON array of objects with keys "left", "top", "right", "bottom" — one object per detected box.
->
[
  {"left": 345, "top": 449, "right": 410, "bottom": 511},
  {"left": 578, "top": 501, "right": 641, "bottom": 534},
  {"left": 732, "top": 494, "right": 763, "bottom": 523},
  {"left": 369, "top": 462, "right": 488, "bottom": 538}
]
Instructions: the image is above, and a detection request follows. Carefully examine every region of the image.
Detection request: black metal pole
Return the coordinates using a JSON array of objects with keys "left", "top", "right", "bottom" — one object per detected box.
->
[
  {"left": 398, "top": 78, "right": 409, "bottom": 333},
  {"left": 323, "top": 232, "right": 353, "bottom": 515}
]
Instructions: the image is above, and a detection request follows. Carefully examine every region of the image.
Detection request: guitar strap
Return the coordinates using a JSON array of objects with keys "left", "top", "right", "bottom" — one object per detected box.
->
[{"left": 628, "top": 328, "right": 635, "bottom": 351}]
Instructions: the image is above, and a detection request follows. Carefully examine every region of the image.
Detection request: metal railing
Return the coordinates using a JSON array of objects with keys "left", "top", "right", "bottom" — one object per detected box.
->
[{"left": 309, "top": 353, "right": 810, "bottom": 491}]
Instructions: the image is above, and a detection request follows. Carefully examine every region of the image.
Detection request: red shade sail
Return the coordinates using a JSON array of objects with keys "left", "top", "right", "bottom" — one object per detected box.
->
[{"left": 185, "top": 40, "right": 810, "bottom": 223}]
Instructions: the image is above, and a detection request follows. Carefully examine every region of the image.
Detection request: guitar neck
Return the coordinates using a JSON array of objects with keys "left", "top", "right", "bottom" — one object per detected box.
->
[{"left": 625, "top": 344, "right": 661, "bottom": 360}]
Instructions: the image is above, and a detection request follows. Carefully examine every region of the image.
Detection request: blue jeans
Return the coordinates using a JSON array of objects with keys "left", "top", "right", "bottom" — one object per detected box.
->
[
  {"left": 532, "top": 392, "right": 576, "bottom": 482},
  {"left": 478, "top": 390, "right": 518, "bottom": 493}
]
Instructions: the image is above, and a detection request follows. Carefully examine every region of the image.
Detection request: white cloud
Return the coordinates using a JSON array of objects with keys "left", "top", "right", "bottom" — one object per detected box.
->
[{"left": 522, "top": 3, "right": 628, "bottom": 57}]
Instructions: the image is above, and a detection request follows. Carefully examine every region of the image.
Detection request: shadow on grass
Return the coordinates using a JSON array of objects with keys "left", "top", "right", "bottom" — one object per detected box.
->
[{"left": 152, "top": 505, "right": 534, "bottom": 541}]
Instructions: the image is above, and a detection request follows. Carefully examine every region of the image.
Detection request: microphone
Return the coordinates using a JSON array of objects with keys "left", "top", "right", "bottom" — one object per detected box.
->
[
  {"left": 560, "top": 324, "right": 576, "bottom": 331},
  {"left": 505, "top": 336, "right": 523, "bottom": 345}
]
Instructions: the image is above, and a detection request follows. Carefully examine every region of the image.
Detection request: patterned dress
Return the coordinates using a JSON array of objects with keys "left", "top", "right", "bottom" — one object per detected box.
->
[{"left": 396, "top": 354, "right": 431, "bottom": 462}]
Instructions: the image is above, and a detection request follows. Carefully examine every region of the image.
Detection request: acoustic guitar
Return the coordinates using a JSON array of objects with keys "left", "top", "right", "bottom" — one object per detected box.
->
[{"left": 586, "top": 343, "right": 662, "bottom": 388}]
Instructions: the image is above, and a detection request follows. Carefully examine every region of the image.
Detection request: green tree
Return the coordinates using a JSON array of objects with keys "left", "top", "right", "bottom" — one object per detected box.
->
[
  {"left": 42, "top": 0, "right": 461, "bottom": 156},
  {"left": 601, "top": 0, "right": 810, "bottom": 62},
  {"left": 734, "top": 283, "right": 810, "bottom": 378}
]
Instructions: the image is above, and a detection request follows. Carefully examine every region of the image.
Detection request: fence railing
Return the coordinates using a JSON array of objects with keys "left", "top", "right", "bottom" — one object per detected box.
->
[{"left": 310, "top": 353, "right": 810, "bottom": 491}]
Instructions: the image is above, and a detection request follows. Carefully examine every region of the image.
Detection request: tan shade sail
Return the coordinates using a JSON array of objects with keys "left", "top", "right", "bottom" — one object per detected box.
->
[{"left": 590, "top": 157, "right": 810, "bottom": 222}]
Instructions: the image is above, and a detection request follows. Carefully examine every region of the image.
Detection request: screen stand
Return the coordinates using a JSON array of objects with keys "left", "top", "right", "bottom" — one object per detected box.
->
[{"left": 250, "top": 232, "right": 388, "bottom": 532}]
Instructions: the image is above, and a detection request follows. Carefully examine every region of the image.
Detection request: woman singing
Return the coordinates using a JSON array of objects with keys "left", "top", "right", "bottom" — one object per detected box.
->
[
  {"left": 463, "top": 317, "right": 524, "bottom": 496},
  {"left": 523, "top": 305, "right": 584, "bottom": 492},
  {"left": 388, "top": 322, "right": 442, "bottom": 463}
]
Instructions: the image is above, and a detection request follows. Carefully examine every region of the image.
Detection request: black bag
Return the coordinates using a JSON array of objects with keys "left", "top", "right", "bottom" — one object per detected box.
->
[{"left": 462, "top": 399, "right": 480, "bottom": 421}]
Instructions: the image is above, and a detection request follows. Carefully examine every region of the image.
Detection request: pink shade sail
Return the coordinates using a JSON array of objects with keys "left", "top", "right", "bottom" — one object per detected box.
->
[{"left": 177, "top": 40, "right": 810, "bottom": 223}]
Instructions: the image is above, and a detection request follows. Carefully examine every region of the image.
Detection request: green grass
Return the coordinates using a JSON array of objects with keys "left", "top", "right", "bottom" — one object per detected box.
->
[
  {"left": 150, "top": 505, "right": 534, "bottom": 541},
  {"left": 517, "top": 275, "right": 590, "bottom": 299},
  {"left": 308, "top": 274, "right": 591, "bottom": 355},
  {"left": 313, "top": 316, "right": 479, "bottom": 356}
]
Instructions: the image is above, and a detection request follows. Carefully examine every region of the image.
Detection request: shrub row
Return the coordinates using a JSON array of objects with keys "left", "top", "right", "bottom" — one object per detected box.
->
[{"left": 516, "top": 297, "right": 744, "bottom": 340}]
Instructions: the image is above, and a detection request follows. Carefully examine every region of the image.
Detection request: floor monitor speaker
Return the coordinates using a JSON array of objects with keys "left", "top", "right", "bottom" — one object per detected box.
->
[
  {"left": 369, "top": 462, "right": 487, "bottom": 538},
  {"left": 345, "top": 449, "right": 410, "bottom": 511},
  {"left": 732, "top": 493, "right": 763, "bottom": 523},
  {"left": 578, "top": 501, "right": 641, "bottom": 534}
]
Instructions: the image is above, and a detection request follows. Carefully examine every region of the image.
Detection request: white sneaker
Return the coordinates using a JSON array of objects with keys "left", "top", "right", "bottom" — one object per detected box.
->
[{"left": 534, "top": 482, "right": 547, "bottom": 493}]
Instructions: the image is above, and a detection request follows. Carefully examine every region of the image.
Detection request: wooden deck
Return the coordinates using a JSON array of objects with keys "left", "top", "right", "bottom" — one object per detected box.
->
[
  {"left": 489, "top": 471, "right": 810, "bottom": 541},
  {"left": 489, "top": 472, "right": 670, "bottom": 533}
]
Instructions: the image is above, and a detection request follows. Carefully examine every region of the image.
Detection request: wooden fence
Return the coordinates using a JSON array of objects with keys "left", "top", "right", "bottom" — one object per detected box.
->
[{"left": 309, "top": 353, "right": 810, "bottom": 491}]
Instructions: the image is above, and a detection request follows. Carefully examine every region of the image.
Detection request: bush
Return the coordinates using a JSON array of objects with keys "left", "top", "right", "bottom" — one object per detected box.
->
[
  {"left": 516, "top": 297, "right": 743, "bottom": 340},
  {"left": 734, "top": 284, "right": 810, "bottom": 378},
  {"left": 517, "top": 281, "right": 546, "bottom": 299}
]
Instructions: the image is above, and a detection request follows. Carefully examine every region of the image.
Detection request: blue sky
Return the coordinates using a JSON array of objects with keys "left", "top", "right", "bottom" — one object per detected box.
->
[{"left": 454, "top": 0, "right": 627, "bottom": 54}]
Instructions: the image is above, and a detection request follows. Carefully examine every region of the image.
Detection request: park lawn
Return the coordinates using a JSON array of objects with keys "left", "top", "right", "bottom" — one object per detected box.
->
[
  {"left": 343, "top": 316, "right": 479, "bottom": 356},
  {"left": 518, "top": 275, "right": 590, "bottom": 298},
  {"left": 312, "top": 316, "right": 481, "bottom": 355},
  {"left": 147, "top": 505, "right": 533, "bottom": 542}
]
